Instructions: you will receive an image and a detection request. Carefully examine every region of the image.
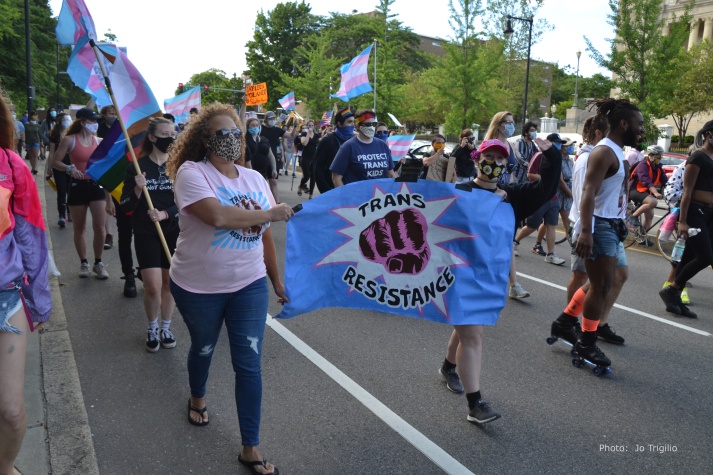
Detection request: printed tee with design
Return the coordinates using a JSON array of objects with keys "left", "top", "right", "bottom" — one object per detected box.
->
[
  {"left": 330, "top": 136, "right": 394, "bottom": 185},
  {"left": 170, "top": 160, "right": 275, "bottom": 294}
]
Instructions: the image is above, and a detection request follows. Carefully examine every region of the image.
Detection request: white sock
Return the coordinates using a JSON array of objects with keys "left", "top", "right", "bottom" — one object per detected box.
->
[
  {"left": 161, "top": 319, "right": 171, "bottom": 331},
  {"left": 148, "top": 318, "right": 159, "bottom": 331}
]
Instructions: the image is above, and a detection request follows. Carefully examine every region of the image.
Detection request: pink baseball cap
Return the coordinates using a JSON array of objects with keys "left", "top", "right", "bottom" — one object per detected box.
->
[{"left": 473, "top": 139, "right": 509, "bottom": 161}]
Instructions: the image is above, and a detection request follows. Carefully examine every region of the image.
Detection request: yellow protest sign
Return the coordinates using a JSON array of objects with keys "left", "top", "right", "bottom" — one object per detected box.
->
[{"left": 245, "top": 82, "right": 268, "bottom": 106}]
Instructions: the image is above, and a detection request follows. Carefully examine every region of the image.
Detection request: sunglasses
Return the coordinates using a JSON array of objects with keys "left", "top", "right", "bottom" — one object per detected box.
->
[
  {"left": 213, "top": 128, "right": 242, "bottom": 139},
  {"left": 158, "top": 163, "right": 170, "bottom": 185},
  {"left": 359, "top": 122, "right": 378, "bottom": 128}
]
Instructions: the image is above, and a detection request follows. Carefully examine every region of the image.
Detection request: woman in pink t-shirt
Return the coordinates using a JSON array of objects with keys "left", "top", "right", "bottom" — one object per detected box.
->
[{"left": 167, "top": 104, "right": 292, "bottom": 475}]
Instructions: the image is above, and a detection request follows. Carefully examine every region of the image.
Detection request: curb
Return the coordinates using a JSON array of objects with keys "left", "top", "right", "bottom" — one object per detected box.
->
[{"left": 16, "top": 167, "right": 100, "bottom": 474}]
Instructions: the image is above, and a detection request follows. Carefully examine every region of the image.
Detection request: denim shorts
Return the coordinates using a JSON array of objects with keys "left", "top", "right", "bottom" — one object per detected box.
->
[
  {"left": 588, "top": 217, "right": 627, "bottom": 262},
  {"left": 571, "top": 240, "right": 627, "bottom": 272},
  {"left": 26, "top": 142, "right": 40, "bottom": 150},
  {"left": 0, "top": 283, "right": 24, "bottom": 334}
]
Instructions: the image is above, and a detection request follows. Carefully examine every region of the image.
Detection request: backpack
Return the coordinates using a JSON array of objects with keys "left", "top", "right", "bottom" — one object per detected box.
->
[{"left": 664, "top": 161, "right": 685, "bottom": 205}]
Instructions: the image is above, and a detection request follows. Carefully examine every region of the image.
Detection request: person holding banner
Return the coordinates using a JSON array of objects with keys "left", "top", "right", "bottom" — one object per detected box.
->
[
  {"left": 439, "top": 136, "right": 562, "bottom": 424},
  {"left": 120, "top": 117, "right": 179, "bottom": 353},
  {"left": 167, "top": 103, "right": 292, "bottom": 475},
  {"left": 330, "top": 109, "right": 397, "bottom": 187},
  {"left": 52, "top": 108, "right": 112, "bottom": 279}
]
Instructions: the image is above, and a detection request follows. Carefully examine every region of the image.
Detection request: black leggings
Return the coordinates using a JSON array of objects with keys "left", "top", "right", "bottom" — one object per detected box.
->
[
  {"left": 674, "top": 202, "right": 713, "bottom": 286},
  {"left": 114, "top": 197, "right": 134, "bottom": 276},
  {"left": 52, "top": 168, "right": 70, "bottom": 218},
  {"left": 299, "top": 157, "right": 312, "bottom": 189}
]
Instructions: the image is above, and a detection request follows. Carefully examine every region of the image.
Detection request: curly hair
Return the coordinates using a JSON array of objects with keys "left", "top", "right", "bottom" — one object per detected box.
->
[
  {"left": 581, "top": 115, "right": 609, "bottom": 145},
  {"left": 167, "top": 102, "right": 244, "bottom": 180}
]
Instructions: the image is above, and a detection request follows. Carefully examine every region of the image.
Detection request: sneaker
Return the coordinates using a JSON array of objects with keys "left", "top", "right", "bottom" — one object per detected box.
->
[
  {"left": 508, "top": 282, "right": 530, "bottom": 299},
  {"left": 658, "top": 286, "right": 696, "bottom": 317},
  {"left": 639, "top": 237, "right": 654, "bottom": 247},
  {"left": 159, "top": 328, "right": 177, "bottom": 349},
  {"left": 58, "top": 216, "right": 66, "bottom": 228},
  {"left": 467, "top": 400, "right": 501, "bottom": 424},
  {"left": 439, "top": 367, "right": 464, "bottom": 394},
  {"left": 681, "top": 286, "right": 690, "bottom": 305},
  {"left": 513, "top": 241, "right": 519, "bottom": 257},
  {"left": 597, "top": 323, "right": 625, "bottom": 345},
  {"left": 544, "top": 252, "right": 566, "bottom": 266},
  {"left": 532, "top": 243, "right": 546, "bottom": 256},
  {"left": 93, "top": 262, "right": 109, "bottom": 280},
  {"left": 122, "top": 273, "right": 137, "bottom": 298},
  {"left": 79, "top": 262, "right": 90, "bottom": 278},
  {"left": 104, "top": 234, "right": 113, "bottom": 250},
  {"left": 146, "top": 329, "right": 160, "bottom": 353}
]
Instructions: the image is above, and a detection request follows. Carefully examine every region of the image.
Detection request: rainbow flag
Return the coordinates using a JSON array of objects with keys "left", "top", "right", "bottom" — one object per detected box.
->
[
  {"left": 332, "top": 44, "right": 373, "bottom": 102},
  {"left": 278, "top": 92, "right": 295, "bottom": 111},
  {"left": 164, "top": 86, "right": 201, "bottom": 124},
  {"left": 319, "top": 110, "right": 333, "bottom": 127},
  {"left": 86, "top": 121, "right": 143, "bottom": 202},
  {"left": 386, "top": 135, "right": 416, "bottom": 160}
]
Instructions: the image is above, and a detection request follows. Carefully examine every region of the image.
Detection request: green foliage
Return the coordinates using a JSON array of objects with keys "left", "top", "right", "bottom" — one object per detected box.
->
[
  {"left": 482, "top": 0, "right": 552, "bottom": 61},
  {"left": 177, "top": 69, "right": 243, "bottom": 108},
  {"left": 0, "top": 0, "right": 89, "bottom": 112},
  {"left": 244, "top": 1, "right": 321, "bottom": 109}
]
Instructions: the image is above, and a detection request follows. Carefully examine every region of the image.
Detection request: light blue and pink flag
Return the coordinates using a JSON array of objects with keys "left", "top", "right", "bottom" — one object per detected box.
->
[
  {"left": 55, "top": 0, "right": 96, "bottom": 45},
  {"left": 278, "top": 92, "right": 295, "bottom": 111},
  {"left": 276, "top": 180, "right": 514, "bottom": 324},
  {"left": 386, "top": 135, "right": 416, "bottom": 160},
  {"left": 164, "top": 86, "right": 201, "bottom": 124},
  {"left": 331, "top": 44, "right": 373, "bottom": 102}
]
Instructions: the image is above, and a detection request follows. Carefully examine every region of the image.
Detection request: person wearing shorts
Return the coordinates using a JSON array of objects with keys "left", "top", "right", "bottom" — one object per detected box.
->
[{"left": 120, "top": 118, "right": 179, "bottom": 352}]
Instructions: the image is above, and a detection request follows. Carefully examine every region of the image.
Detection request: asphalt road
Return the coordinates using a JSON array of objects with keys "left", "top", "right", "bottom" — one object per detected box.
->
[{"left": 44, "top": 171, "right": 713, "bottom": 475}]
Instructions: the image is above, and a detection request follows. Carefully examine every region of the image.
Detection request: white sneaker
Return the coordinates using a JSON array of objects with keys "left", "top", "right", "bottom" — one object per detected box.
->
[
  {"left": 79, "top": 262, "right": 90, "bottom": 278},
  {"left": 545, "top": 252, "right": 566, "bottom": 266},
  {"left": 509, "top": 282, "right": 530, "bottom": 299},
  {"left": 93, "top": 262, "right": 109, "bottom": 279},
  {"left": 513, "top": 241, "right": 519, "bottom": 257}
]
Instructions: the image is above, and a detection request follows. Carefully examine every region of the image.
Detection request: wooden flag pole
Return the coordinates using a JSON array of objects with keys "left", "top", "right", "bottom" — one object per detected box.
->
[{"left": 89, "top": 39, "right": 172, "bottom": 262}]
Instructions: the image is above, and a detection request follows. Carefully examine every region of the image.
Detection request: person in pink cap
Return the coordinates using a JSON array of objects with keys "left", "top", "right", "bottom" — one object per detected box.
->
[{"left": 438, "top": 136, "right": 563, "bottom": 425}]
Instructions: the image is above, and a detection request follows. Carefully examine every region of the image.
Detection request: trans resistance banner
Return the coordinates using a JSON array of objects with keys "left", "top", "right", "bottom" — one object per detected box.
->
[{"left": 276, "top": 180, "right": 515, "bottom": 325}]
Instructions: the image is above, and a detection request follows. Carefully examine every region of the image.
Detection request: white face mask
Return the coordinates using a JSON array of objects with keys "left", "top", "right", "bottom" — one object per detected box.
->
[
  {"left": 84, "top": 123, "right": 99, "bottom": 134},
  {"left": 61, "top": 118, "right": 72, "bottom": 128},
  {"left": 360, "top": 125, "right": 376, "bottom": 139}
]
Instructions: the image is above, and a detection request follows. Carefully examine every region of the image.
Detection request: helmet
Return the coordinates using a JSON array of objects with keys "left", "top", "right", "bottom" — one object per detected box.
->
[{"left": 646, "top": 145, "right": 664, "bottom": 155}]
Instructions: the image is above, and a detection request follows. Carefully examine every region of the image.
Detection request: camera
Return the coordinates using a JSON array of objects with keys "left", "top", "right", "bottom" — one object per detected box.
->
[{"left": 467, "top": 137, "right": 475, "bottom": 144}]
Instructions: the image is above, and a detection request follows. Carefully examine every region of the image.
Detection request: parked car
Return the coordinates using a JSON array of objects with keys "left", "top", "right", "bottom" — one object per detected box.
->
[{"left": 661, "top": 152, "right": 687, "bottom": 178}]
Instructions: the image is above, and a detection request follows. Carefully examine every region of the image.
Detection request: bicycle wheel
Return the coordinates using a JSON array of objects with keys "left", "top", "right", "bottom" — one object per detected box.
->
[
  {"left": 656, "top": 228, "right": 678, "bottom": 262},
  {"left": 555, "top": 222, "right": 572, "bottom": 245}
]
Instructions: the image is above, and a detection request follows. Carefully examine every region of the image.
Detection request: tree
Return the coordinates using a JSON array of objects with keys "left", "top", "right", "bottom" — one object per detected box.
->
[
  {"left": 585, "top": 0, "right": 691, "bottom": 138},
  {"left": 245, "top": 1, "right": 321, "bottom": 109},
  {"left": 102, "top": 30, "right": 118, "bottom": 42},
  {"left": 397, "top": 69, "right": 447, "bottom": 131},
  {"left": 178, "top": 69, "right": 243, "bottom": 108}
]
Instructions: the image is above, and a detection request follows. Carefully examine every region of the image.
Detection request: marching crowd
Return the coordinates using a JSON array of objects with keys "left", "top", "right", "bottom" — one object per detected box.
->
[{"left": 2, "top": 81, "right": 713, "bottom": 474}]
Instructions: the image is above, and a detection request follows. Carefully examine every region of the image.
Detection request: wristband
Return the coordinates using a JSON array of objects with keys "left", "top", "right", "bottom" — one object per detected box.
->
[{"left": 66, "top": 164, "right": 76, "bottom": 175}]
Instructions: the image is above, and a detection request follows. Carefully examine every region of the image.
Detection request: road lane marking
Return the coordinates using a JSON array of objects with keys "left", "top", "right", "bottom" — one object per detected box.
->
[
  {"left": 516, "top": 272, "right": 711, "bottom": 337},
  {"left": 266, "top": 314, "right": 475, "bottom": 475}
]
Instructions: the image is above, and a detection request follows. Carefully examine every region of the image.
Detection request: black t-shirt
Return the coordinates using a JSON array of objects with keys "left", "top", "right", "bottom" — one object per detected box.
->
[
  {"left": 298, "top": 132, "right": 318, "bottom": 163},
  {"left": 97, "top": 119, "right": 114, "bottom": 139},
  {"left": 246, "top": 134, "right": 273, "bottom": 179},
  {"left": 50, "top": 136, "right": 70, "bottom": 165},
  {"left": 119, "top": 157, "right": 179, "bottom": 236},
  {"left": 259, "top": 125, "right": 285, "bottom": 157},
  {"left": 452, "top": 145, "right": 475, "bottom": 178},
  {"left": 687, "top": 150, "right": 713, "bottom": 193}
]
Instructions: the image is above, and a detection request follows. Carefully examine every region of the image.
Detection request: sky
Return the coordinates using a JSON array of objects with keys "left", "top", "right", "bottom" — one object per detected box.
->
[{"left": 48, "top": 0, "right": 614, "bottom": 108}]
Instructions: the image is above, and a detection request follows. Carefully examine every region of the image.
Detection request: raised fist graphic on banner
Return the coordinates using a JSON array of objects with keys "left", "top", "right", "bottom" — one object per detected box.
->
[
  {"left": 359, "top": 208, "right": 431, "bottom": 275},
  {"left": 239, "top": 197, "right": 264, "bottom": 236}
]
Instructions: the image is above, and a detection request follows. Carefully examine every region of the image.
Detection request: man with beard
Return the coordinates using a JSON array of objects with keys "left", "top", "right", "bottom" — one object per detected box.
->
[{"left": 562, "top": 98, "right": 644, "bottom": 369}]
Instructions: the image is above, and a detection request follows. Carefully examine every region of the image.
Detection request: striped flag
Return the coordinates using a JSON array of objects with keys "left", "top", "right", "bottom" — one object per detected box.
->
[
  {"left": 319, "top": 110, "right": 333, "bottom": 127},
  {"left": 55, "top": 0, "right": 96, "bottom": 45},
  {"left": 331, "top": 44, "right": 373, "bottom": 102},
  {"left": 164, "top": 86, "right": 201, "bottom": 124},
  {"left": 386, "top": 135, "right": 416, "bottom": 161},
  {"left": 278, "top": 92, "right": 295, "bottom": 111}
]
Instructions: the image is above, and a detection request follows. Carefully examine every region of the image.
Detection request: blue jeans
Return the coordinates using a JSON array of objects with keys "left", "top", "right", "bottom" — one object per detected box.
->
[
  {"left": 590, "top": 217, "right": 622, "bottom": 261},
  {"left": 170, "top": 277, "right": 268, "bottom": 446}
]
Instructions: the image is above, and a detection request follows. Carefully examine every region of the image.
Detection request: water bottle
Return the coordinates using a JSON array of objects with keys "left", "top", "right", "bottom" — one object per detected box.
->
[{"left": 671, "top": 228, "right": 701, "bottom": 262}]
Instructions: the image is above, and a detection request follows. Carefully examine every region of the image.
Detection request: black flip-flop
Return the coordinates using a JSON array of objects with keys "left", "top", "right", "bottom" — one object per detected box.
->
[
  {"left": 238, "top": 455, "right": 279, "bottom": 475},
  {"left": 187, "top": 399, "right": 209, "bottom": 427}
]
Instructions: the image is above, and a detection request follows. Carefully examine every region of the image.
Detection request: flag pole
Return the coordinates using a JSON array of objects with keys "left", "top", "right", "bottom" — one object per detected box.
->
[
  {"left": 89, "top": 39, "right": 172, "bottom": 263},
  {"left": 373, "top": 40, "right": 377, "bottom": 113}
]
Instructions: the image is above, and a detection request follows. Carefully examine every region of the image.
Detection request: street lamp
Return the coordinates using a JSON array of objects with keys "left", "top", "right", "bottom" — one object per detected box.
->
[
  {"left": 574, "top": 50, "right": 582, "bottom": 133},
  {"left": 504, "top": 14, "right": 534, "bottom": 126}
]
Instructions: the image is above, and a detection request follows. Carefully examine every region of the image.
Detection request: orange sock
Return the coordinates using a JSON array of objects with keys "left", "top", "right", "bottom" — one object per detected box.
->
[
  {"left": 582, "top": 317, "right": 599, "bottom": 332},
  {"left": 564, "top": 288, "right": 587, "bottom": 317}
]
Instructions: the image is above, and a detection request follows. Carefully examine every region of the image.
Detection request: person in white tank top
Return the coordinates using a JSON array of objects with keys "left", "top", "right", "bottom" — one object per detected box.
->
[{"left": 557, "top": 99, "right": 645, "bottom": 369}]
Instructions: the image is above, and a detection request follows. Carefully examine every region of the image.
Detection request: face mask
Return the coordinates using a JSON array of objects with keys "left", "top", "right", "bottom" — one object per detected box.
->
[
  {"left": 553, "top": 143, "right": 562, "bottom": 151},
  {"left": 503, "top": 123, "right": 515, "bottom": 137},
  {"left": 50, "top": 111, "right": 57, "bottom": 118},
  {"left": 375, "top": 132, "right": 389, "bottom": 141},
  {"left": 307, "top": 125, "right": 314, "bottom": 130},
  {"left": 106, "top": 116, "right": 116, "bottom": 124},
  {"left": 154, "top": 136, "right": 174, "bottom": 153},
  {"left": 433, "top": 143, "right": 445, "bottom": 151},
  {"left": 84, "top": 123, "right": 99, "bottom": 134},
  {"left": 205, "top": 135, "right": 241, "bottom": 162},
  {"left": 566, "top": 145, "right": 574, "bottom": 155},
  {"left": 651, "top": 156, "right": 661, "bottom": 164},
  {"left": 30, "top": 120, "right": 37, "bottom": 124},
  {"left": 335, "top": 125, "right": 354, "bottom": 139},
  {"left": 359, "top": 125, "right": 376, "bottom": 139},
  {"left": 61, "top": 118, "right": 72, "bottom": 128},
  {"left": 267, "top": 120, "right": 275, "bottom": 127},
  {"left": 529, "top": 131, "right": 537, "bottom": 140},
  {"left": 478, "top": 159, "right": 505, "bottom": 182},
  {"left": 248, "top": 127, "right": 260, "bottom": 136}
]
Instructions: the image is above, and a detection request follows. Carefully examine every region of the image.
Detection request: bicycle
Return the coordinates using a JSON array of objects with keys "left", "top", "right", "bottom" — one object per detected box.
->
[{"left": 624, "top": 200, "right": 677, "bottom": 260}]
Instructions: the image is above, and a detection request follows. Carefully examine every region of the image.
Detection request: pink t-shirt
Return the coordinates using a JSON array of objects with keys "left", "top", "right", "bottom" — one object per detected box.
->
[{"left": 170, "top": 160, "right": 275, "bottom": 294}]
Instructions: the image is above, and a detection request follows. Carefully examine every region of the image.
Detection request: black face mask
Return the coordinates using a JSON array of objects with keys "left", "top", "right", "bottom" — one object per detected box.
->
[{"left": 154, "top": 136, "right": 174, "bottom": 153}]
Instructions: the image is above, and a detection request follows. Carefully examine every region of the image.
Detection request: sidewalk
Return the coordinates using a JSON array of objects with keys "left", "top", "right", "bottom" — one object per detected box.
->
[{"left": 15, "top": 171, "right": 99, "bottom": 475}]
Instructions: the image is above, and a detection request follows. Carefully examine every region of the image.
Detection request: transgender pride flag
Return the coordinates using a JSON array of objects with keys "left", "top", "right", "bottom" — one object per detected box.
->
[
  {"left": 332, "top": 44, "right": 373, "bottom": 102},
  {"left": 164, "top": 86, "right": 201, "bottom": 124},
  {"left": 278, "top": 92, "right": 295, "bottom": 110},
  {"left": 55, "top": 0, "right": 96, "bottom": 45},
  {"left": 386, "top": 135, "right": 416, "bottom": 161}
]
